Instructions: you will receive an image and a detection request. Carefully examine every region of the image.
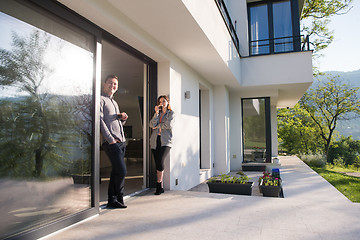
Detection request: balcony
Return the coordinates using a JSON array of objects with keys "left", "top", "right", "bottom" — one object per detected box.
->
[
  {"left": 250, "top": 35, "right": 311, "bottom": 56},
  {"left": 214, "top": 0, "right": 311, "bottom": 58},
  {"left": 214, "top": 0, "right": 239, "bottom": 53}
]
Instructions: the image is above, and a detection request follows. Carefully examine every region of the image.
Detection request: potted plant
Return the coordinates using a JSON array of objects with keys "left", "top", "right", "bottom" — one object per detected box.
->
[
  {"left": 71, "top": 158, "right": 91, "bottom": 184},
  {"left": 258, "top": 171, "right": 272, "bottom": 193},
  {"left": 207, "top": 173, "right": 254, "bottom": 195},
  {"left": 259, "top": 172, "right": 282, "bottom": 197}
]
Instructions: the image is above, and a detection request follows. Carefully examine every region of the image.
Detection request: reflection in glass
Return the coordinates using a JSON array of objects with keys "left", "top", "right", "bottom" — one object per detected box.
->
[
  {"left": 242, "top": 99, "right": 266, "bottom": 163},
  {"left": 0, "top": 3, "right": 93, "bottom": 238},
  {"left": 273, "top": 0, "right": 293, "bottom": 52},
  {"left": 249, "top": 4, "right": 269, "bottom": 55}
]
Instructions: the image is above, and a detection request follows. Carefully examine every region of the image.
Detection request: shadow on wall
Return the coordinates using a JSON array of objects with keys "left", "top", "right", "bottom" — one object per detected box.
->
[
  {"left": 170, "top": 132, "right": 201, "bottom": 190},
  {"left": 227, "top": 40, "right": 241, "bottom": 83}
]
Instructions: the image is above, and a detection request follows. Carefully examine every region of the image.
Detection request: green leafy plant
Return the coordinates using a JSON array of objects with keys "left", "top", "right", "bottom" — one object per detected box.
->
[
  {"left": 220, "top": 174, "right": 230, "bottom": 183},
  {"left": 208, "top": 177, "right": 217, "bottom": 183},
  {"left": 236, "top": 175, "right": 249, "bottom": 184},
  {"left": 236, "top": 170, "right": 245, "bottom": 176},
  {"left": 208, "top": 173, "right": 250, "bottom": 184}
]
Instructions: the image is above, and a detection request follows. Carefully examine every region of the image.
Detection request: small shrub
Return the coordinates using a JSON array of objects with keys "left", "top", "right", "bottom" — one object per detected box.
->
[
  {"left": 333, "top": 157, "right": 345, "bottom": 167},
  {"left": 300, "top": 153, "right": 326, "bottom": 168},
  {"left": 353, "top": 155, "right": 360, "bottom": 171},
  {"left": 236, "top": 170, "right": 245, "bottom": 176},
  {"left": 208, "top": 177, "right": 217, "bottom": 183}
]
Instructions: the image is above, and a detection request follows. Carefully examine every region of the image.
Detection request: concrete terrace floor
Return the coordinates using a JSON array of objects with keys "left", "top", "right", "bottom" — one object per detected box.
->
[{"left": 44, "top": 156, "right": 360, "bottom": 240}]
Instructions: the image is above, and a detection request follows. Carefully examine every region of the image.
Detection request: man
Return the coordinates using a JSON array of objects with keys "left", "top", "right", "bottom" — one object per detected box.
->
[{"left": 100, "top": 74, "right": 128, "bottom": 208}]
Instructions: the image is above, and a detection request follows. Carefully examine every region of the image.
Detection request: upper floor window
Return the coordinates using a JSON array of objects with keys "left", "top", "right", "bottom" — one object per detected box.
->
[{"left": 248, "top": 0, "right": 300, "bottom": 55}]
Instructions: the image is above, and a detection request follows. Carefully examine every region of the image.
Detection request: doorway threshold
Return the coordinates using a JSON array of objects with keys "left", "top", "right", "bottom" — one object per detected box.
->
[{"left": 99, "top": 188, "right": 150, "bottom": 210}]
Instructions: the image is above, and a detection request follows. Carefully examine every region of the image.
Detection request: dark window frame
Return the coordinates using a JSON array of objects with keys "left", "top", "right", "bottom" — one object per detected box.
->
[
  {"left": 241, "top": 97, "right": 272, "bottom": 163},
  {"left": 247, "top": 0, "right": 301, "bottom": 56}
]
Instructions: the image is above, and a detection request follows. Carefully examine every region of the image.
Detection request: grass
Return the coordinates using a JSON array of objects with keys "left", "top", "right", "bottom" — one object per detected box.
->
[
  {"left": 311, "top": 166, "right": 360, "bottom": 203},
  {"left": 325, "top": 164, "right": 360, "bottom": 173}
]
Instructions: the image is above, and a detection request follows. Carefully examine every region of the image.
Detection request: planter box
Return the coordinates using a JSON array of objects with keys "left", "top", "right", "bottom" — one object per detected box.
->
[
  {"left": 242, "top": 164, "right": 266, "bottom": 171},
  {"left": 71, "top": 174, "right": 91, "bottom": 184},
  {"left": 260, "top": 184, "right": 282, "bottom": 197},
  {"left": 207, "top": 181, "right": 254, "bottom": 196}
]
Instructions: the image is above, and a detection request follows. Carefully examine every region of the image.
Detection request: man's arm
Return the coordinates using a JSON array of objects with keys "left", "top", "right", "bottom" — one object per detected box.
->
[{"left": 100, "top": 98, "right": 116, "bottom": 144}]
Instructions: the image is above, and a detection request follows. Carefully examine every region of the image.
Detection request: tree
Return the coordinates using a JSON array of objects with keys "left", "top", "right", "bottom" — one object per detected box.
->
[
  {"left": 298, "top": 75, "right": 360, "bottom": 160},
  {"left": 328, "top": 136, "right": 360, "bottom": 165},
  {"left": 0, "top": 30, "right": 78, "bottom": 177},
  {"left": 278, "top": 104, "right": 323, "bottom": 155},
  {"left": 301, "top": 0, "right": 353, "bottom": 57}
]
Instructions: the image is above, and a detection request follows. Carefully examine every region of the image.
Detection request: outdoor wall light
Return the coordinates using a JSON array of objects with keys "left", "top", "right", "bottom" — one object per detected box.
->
[{"left": 185, "top": 91, "right": 190, "bottom": 99}]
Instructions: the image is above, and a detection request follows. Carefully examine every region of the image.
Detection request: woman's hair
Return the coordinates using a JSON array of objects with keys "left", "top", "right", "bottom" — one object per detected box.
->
[{"left": 157, "top": 95, "right": 172, "bottom": 111}]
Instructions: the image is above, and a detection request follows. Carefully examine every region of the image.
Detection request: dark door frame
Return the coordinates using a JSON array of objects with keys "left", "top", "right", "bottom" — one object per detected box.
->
[{"left": 241, "top": 97, "right": 272, "bottom": 163}]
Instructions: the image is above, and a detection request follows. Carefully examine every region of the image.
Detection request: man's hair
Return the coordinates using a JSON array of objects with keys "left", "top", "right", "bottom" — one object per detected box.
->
[{"left": 104, "top": 74, "right": 118, "bottom": 83}]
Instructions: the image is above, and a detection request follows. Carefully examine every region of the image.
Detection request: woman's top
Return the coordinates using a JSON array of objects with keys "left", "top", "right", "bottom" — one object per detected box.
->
[{"left": 149, "top": 109, "right": 174, "bottom": 149}]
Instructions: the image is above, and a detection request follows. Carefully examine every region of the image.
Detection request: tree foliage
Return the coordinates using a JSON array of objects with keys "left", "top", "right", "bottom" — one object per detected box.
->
[
  {"left": 301, "top": 0, "right": 353, "bottom": 57},
  {"left": 298, "top": 75, "right": 360, "bottom": 159},
  {"left": 328, "top": 136, "right": 360, "bottom": 165},
  {"left": 0, "top": 30, "right": 90, "bottom": 178},
  {"left": 278, "top": 104, "right": 323, "bottom": 155}
]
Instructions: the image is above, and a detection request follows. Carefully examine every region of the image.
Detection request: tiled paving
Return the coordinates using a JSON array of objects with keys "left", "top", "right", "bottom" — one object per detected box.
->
[{"left": 43, "top": 156, "right": 360, "bottom": 240}]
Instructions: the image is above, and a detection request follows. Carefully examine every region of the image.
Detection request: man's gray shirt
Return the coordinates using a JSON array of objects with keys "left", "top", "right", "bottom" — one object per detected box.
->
[{"left": 100, "top": 94, "right": 126, "bottom": 144}]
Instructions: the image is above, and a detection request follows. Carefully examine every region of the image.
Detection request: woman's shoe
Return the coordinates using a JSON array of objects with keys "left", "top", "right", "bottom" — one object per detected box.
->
[{"left": 154, "top": 182, "right": 164, "bottom": 195}]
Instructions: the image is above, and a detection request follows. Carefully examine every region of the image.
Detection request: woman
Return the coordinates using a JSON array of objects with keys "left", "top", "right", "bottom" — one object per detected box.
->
[{"left": 149, "top": 95, "right": 175, "bottom": 195}]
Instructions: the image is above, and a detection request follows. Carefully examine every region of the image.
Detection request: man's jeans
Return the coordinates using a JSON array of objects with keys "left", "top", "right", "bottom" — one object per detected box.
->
[{"left": 104, "top": 142, "right": 127, "bottom": 201}]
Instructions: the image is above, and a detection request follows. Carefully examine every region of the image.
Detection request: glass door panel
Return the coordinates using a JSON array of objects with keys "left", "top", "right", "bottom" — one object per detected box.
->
[
  {"left": 0, "top": 1, "right": 94, "bottom": 238},
  {"left": 249, "top": 3, "right": 270, "bottom": 55},
  {"left": 273, "top": 0, "right": 293, "bottom": 52},
  {"left": 242, "top": 99, "right": 266, "bottom": 163}
]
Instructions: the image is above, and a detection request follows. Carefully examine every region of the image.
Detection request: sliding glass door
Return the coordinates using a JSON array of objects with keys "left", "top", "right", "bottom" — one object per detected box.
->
[
  {"left": 0, "top": 1, "right": 95, "bottom": 238},
  {"left": 242, "top": 98, "right": 271, "bottom": 163}
]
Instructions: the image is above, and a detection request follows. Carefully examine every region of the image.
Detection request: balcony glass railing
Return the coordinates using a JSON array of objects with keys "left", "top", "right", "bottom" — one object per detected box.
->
[{"left": 215, "top": 0, "right": 239, "bottom": 52}]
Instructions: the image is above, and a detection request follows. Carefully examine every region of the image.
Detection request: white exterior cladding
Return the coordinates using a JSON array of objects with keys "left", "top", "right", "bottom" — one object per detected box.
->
[{"left": 58, "top": 0, "right": 313, "bottom": 191}]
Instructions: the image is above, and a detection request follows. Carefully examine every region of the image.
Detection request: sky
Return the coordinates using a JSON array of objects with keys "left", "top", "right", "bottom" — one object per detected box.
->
[{"left": 315, "top": 0, "right": 360, "bottom": 73}]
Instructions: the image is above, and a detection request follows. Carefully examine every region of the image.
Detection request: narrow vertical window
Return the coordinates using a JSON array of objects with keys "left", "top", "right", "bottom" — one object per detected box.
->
[
  {"left": 273, "top": 0, "right": 293, "bottom": 52},
  {"left": 249, "top": 3, "right": 270, "bottom": 55}
]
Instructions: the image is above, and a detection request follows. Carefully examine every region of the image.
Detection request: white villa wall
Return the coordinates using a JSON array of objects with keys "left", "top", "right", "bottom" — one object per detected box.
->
[
  {"left": 271, "top": 105, "right": 278, "bottom": 157},
  {"left": 156, "top": 57, "right": 218, "bottom": 191},
  {"left": 229, "top": 93, "right": 243, "bottom": 171},
  {"left": 58, "top": 0, "right": 219, "bottom": 191},
  {"left": 58, "top": 0, "right": 311, "bottom": 191},
  {"left": 182, "top": 0, "right": 242, "bottom": 84},
  {"left": 158, "top": 59, "right": 216, "bottom": 190},
  {"left": 213, "top": 86, "right": 231, "bottom": 175}
]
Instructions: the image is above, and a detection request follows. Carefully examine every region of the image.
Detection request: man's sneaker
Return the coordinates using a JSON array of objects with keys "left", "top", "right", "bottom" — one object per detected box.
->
[{"left": 107, "top": 200, "right": 127, "bottom": 209}]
